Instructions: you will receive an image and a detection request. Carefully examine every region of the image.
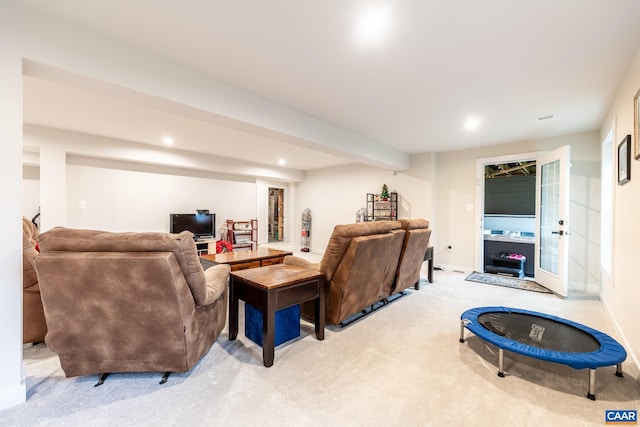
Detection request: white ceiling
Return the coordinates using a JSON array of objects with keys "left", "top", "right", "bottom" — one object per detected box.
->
[{"left": 16, "top": 0, "right": 640, "bottom": 171}]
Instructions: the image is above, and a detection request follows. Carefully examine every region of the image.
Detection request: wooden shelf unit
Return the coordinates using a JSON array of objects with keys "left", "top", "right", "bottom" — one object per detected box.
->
[{"left": 226, "top": 219, "right": 258, "bottom": 250}]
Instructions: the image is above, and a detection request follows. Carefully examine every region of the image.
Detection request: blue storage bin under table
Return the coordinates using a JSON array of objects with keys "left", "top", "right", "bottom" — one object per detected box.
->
[{"left": 245, "top": 303, "right": 300, "bottom": 347}]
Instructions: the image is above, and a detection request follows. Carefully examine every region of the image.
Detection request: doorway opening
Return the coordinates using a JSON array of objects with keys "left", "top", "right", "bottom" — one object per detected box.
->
[
  {"left": 475, "top": 146, "right": 571, "bottom": 297},
  {"left": 476, "top": 153, "right": 539, "bottom": 280},
  {"left": 483, "top": 159, "right": 537, "bottom": 278},
  {"left": 268, "top": 187, "right": 284, "bottom": 242}
]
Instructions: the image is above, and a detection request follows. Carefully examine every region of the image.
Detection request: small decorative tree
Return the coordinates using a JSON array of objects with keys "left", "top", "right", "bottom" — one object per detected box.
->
[{"left": 380, "top": 184, "right": 390, "bottom": 200}]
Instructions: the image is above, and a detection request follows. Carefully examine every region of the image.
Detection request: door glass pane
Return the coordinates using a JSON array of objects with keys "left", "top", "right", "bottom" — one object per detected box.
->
[{"left": 539, "top": 160, "right": 559, "bottom": 275}]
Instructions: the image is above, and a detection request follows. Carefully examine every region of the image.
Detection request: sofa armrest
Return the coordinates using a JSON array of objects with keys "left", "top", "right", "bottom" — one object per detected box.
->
[
  {"left": 202, "top": 264, "right": 230, "bottom": 305},
  {"left": 283, "top": 255, "right": 320, "bottom": 270}
]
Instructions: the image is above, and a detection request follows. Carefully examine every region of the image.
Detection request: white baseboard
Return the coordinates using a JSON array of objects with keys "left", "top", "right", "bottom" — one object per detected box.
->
[
  {"left": 438, "top": 264, "right": 473, "bottom": 275},
  {"left": 600, "top": 295, "right": 640, "bottom": 378},
  {"left": 569, "top": 280, "right": 601, "bottom": 295}
]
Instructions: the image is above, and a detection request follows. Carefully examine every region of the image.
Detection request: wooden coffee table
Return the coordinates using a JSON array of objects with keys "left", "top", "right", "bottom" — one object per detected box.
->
[
  {"left": 229, "top": 264, "right": 325, "bottom": 367},
  {"left": 200, "top": 247, "right": 292, "bottom": 271}
]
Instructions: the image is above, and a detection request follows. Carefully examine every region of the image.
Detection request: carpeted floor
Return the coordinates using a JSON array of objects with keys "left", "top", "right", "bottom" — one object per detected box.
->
[
  {"left": 2, "top": 265, "right": 639, "bottom": 426},
  {"left": 466, "top": 271, "right": 552, "bottom": 294}
]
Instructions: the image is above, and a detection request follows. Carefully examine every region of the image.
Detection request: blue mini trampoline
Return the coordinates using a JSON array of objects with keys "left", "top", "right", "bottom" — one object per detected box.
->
[{"left": 460, "top": 306, "right": 627, "bottom": 400}]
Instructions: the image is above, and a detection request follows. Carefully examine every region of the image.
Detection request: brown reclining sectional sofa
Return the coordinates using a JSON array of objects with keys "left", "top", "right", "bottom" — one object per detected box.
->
[{"left": 286, "top": 218, "right": 431, "bottom": 325}]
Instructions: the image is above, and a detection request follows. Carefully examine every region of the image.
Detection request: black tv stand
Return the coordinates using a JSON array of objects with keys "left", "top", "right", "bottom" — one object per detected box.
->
[{"left": 485, "top": 254, "right": 525, "bottom": 278}]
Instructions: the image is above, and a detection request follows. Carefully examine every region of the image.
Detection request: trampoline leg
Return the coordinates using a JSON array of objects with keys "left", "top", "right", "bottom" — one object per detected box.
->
[
  {"left": 615, "top": 363, "right": 624, "bottom": 378},
  {"left": 459, "top": 319, "right": 470, "bottom": 343},
  {"left": 497, "top": 348, "right": 505, "bottom": 377},
  {"left": 587, "top": 369, "right": 596, "bottom": 401}
]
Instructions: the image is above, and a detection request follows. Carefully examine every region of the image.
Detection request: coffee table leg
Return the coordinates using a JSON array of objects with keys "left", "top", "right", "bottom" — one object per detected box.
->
[
  {"left": 262, "top": 293, "right": 276, "bottom": 367},
  {"left": 229, "top": 278, "right": 239, "bottom": 340},
  {"left": 315, "top": 278, "right": 325, "bottom": 340}
]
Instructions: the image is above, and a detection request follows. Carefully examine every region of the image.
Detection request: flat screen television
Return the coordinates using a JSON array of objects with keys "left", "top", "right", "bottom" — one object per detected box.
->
[{"left": 169, "top": 213, "right": 215, "bottom": 239}]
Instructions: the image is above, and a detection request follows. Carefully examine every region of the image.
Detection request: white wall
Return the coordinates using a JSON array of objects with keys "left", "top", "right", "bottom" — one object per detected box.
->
[
  {"left": 22, "top": 165, "right": 40, "bottom": 221},
  {"left": 600, "top": 47, "right": 640, "bottom": 369},
  {"left": 433, "top": 131, "right": 601, "bottom": 290},
  {"left": 0, "top": 40, "right": 26, "bottom": 410},
  {"left": 294, "top": 153, "right": 434, "bottom": 252},
  {"left": 65, "top": 163, "right": 257, "bottom": 234}
]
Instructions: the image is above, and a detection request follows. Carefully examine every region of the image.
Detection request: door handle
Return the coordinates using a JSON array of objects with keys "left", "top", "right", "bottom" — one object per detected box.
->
[{"left": 551, "top": 230, "right": 564, "bottom": 235}]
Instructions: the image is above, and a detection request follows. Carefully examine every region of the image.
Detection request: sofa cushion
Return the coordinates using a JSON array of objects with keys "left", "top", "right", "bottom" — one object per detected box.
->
[
  {"left": 22, "top": 217, "right": 39, "bottom": 290},
  {"left": 327, "top": 233, "right": 399, "bottom": 323},
  {"left": 38, "top": 228, "right": 209, "bottom": 306},
  {"left": 394, "top": 218, "right": 432, "bottom": 293},
  {"left": 379, "top": 228, "right": 407, "bottom": 299},
  {"left": 22, "top": 217, "right": 47, "bottom": 343},
  {"left": 320, "top": 221, "right": 401, "bottom": 281},
  {"left": 399, "top": 218, "right": 430, "bottom": 230},
  {"left": 283, "top": 255, "right": 320, "bottom": 270},
  {"left": 202, "top": 264, "right": 230, "bottom": 305}
]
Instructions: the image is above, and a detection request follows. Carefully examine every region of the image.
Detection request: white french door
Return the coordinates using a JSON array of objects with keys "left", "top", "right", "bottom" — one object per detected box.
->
[{"left": 535, "top": 145, "right": 570, "bottom": 297}]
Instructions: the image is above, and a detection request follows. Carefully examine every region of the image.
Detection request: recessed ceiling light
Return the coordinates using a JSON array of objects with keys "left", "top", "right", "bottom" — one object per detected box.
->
[
  {"left": 277, "top": 158, "right": 286, "bottom": 166},
  {"left": 464, "top": 117, "right": 481, "bottom": 132},
  {"left": 162, "top": 136, "right": 174, "bottom": 146},
  {"left": 353, "top": 2, "right": 392, "bottom": 45}
]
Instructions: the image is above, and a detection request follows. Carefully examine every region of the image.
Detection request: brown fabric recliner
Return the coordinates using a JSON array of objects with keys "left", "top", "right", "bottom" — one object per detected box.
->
[
  {"left": 291, "top": 221, "right": 405, "bottom": 325},
  {"left": 23, "top": 217, "right": 47, "bottom": 343},
  {"left": 34, "top": 227, "right": 229, "bottom": 378}
]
